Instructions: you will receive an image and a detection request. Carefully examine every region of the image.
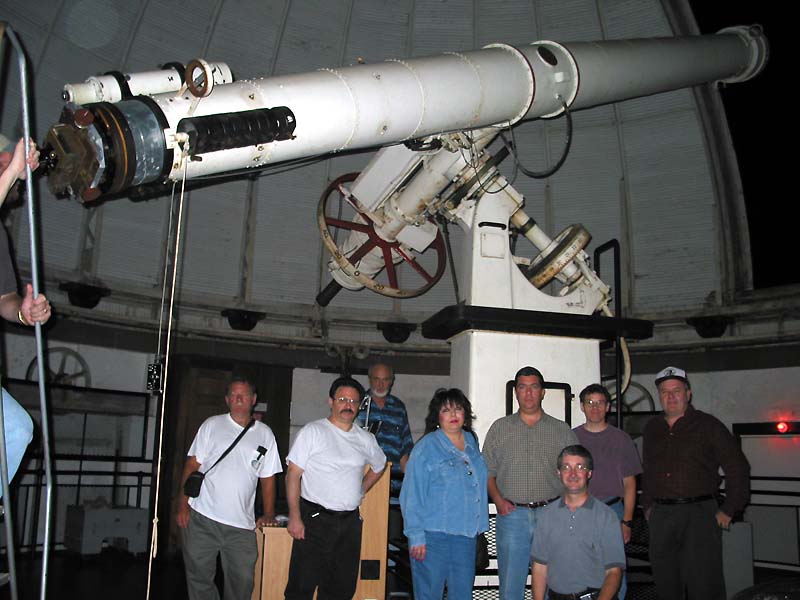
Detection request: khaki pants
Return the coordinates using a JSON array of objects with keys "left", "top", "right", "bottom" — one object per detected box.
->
[{"left": 181, "top": 508, "right": 257, "bottom": 600}]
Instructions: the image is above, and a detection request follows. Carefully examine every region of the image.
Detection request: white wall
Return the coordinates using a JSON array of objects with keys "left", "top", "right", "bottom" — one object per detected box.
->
[
  {"left": 630, "top": 366, "right": 800, "bottom": 431},
  {"left": 1, "top": 330, "right": 157, "bottom": 548},
  {"left": 289, "top": 368, "right": 450, "bottom": 445},
  {"left": 5, "top": 330, "right": 796, "bottom": 446},
  {"left": 289, "top": 364, "right": 800, "bottom": 455},
  {"left": 2, "top": 331, "right": 153, "bottom": 392},
  {"left": 5, "top": 329, "right": 798, "bottom": 481}
]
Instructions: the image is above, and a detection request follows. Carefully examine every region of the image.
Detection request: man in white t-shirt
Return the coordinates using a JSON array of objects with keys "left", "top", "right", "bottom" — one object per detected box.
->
[
  {"left": 177, "top": 377, "right": 282, "bottom": 600},
  {"left": 284, "top": 376, "right": 387, "bottom": 600}
]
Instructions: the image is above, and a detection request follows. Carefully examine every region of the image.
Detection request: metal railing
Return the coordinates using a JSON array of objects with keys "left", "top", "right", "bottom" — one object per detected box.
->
[{"left": 7, "top": 468, "right": 152, "bottom": 552}]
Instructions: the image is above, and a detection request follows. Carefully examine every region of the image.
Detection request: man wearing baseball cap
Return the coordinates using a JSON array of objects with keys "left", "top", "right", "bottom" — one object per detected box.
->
[{"left": 641, "top": 367, "right": 750, "bottom": 600}]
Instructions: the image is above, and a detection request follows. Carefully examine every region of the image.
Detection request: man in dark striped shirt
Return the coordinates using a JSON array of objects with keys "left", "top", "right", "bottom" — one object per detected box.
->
[{"left": 642, "top": 366, "right": 750, "bottom": 600}]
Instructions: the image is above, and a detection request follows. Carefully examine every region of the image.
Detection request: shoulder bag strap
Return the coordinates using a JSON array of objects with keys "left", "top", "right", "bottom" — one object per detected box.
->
[{"left": 203, "top": 419, "right": 255, "bottom": 475}]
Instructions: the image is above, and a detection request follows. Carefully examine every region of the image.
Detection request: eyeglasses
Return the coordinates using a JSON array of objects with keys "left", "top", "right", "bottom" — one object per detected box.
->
[
  {"left": 582, "top": 399, "right": 607, "bottom": 407},
  {"left": 558, "top": 464, "right": 589, "bottom": 473},
  {"left": 334, "top": 397, "right": 359, "bottom": 405}
]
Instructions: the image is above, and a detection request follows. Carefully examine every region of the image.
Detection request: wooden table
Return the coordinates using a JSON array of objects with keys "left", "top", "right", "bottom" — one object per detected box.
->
[{"left": 253, "top": 466, "right": 391, "bottom": 600}]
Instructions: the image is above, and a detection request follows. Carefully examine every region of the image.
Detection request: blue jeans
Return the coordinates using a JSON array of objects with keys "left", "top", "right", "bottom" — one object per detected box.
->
[
  {"left": 496, "top": 507, "right": 542, "bottom": 600},
  {"left": 606, "top": 499, "right": 627, "bottom": 600},
  {"left": 410, "top": 531, "right": 476, "bottom": 600},
  {"left": 1, "top": 388, "right": 33, "bottom": 500}
]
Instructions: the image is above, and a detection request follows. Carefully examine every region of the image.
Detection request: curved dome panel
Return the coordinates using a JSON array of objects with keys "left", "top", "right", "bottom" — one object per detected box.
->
[{"left": 0, "top": 0, "right": 751, "bottom": 352}]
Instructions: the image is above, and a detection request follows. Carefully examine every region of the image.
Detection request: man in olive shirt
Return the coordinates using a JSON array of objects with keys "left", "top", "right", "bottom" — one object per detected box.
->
[
  {"left": 483, "top": 366, "right": 578, "bottom": 600},
  {"left": 642, "top": 366, "right": 750, "bottom": 600}
]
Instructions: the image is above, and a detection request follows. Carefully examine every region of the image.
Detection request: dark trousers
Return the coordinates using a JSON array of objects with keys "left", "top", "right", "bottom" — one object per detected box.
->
[
  {"left": 648, "top": 499, "right": 725, "bottom": 600},
  {"left": 284, "top": 499, "right": 363, "bottom": 600}
]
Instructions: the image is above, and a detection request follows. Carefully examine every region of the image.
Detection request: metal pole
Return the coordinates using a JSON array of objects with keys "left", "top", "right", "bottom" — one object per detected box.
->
[
  {"left": 0, "top": 20, "right": 19, "bottom": 600},
  {"left": 76, "top": 413, "right": 88, "bottom": 505},
  {"left": 3, "top": 23, "right": 54, "bottom": 600},
  {"left": 593, "top": 239, "right": 623, "bottom": 428}
]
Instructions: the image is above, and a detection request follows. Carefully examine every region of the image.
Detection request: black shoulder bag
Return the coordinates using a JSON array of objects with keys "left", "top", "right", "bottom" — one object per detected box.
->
[{"left": 184, "top": 419, "right": 255, "bottom": 498}]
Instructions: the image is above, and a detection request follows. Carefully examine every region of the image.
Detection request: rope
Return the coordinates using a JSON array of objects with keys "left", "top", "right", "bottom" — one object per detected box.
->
[
  {"left": 601, "top": 304, "right": 632, "bottom": 403},
  {"left": 145, "top": 148, "right": 189, "bottom": 600},
  {"left": 155, "top": 183, "right": 178, "bottom": 357}
]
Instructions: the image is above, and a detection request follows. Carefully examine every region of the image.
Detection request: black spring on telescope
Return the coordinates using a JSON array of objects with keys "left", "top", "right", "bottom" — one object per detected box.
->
[{"left": 177, "top": 106, "right": 297, "bottom": 155}]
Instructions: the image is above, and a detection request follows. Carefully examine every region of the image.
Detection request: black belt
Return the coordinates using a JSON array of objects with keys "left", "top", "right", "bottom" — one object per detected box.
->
[
  {"left": 513, "top": 496, "right": 560, "bottom": 509},
  {"left": 654, "top": 494, "right": 715, "bottom": 505},
  {"left": 604, "top": 496, "right": 621, "bottom": 505},
  {"left": 300, "top": 498, "right": 359, "bottom": 518},
  {"left": 549, "top": 589, "right": 601, "bottom": 600}
]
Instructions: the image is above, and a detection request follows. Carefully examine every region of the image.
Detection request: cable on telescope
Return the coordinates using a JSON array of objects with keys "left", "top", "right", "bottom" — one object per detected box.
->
[
  {"left": 457, "top": 133, "right": 517, "bottom": 196},
  {"left": 191, "top": 153, "right": 330, "bottom": 182},
  {"left": 502, "top": 99, "right": 573, "bottom": 180}
]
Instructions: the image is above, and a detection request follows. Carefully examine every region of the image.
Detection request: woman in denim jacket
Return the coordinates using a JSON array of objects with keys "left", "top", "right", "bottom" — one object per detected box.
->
[{"left": 400, "top": 388, "right": 489, "bottom": 600}]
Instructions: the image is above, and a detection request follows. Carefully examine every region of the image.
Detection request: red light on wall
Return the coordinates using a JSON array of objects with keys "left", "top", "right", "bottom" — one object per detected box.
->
[{"left": 776, "top": 422, "right": 789, "bottom": 433}]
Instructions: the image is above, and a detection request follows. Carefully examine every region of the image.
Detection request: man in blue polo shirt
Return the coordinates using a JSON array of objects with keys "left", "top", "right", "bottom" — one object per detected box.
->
[
  {"left": 357, "top": 363, "right": 413, "bottom": 494},
  {"left": 531, "top": 445, "right": 625, "bottom": 600}
]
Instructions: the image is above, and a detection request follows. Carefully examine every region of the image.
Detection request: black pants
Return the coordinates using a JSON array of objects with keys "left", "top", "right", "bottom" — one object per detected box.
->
[
  {"left": 284, "top": 499, "right": 363, "bottom": 600},
  {"left": 648, "top": 499, "right": 725, "bottom": 600}
]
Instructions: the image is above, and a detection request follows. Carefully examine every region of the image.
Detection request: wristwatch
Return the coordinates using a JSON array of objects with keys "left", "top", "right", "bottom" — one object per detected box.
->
[{"left": 621, "top": 519, "right": 633, "bottom": 527}]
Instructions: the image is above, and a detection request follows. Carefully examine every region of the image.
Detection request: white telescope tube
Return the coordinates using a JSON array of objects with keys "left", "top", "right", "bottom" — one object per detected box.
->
[
  {"left": 323, "top": 26, "right": 769, "bottom": 292},
  {"left": 44, "top": 26, "right": 768, "bottom": 201},
  {"left": 556, "top": 25, "right": 768, "bottom": 115},
  {"left": 155, "top": 26, "right": 767, "bottom": 181}
]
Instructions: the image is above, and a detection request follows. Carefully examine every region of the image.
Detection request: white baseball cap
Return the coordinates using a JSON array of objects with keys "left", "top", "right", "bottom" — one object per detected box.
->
[{"left": 655, "top": 366, "right": 689, "bottom": 387}]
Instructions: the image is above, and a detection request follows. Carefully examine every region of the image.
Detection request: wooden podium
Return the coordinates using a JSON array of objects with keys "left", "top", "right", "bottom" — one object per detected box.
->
[{"left": 252, "top": 466, "right": 391, "bottom": 600}]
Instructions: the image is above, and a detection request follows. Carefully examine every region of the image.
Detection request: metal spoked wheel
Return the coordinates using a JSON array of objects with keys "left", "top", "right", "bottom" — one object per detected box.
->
[
  {"left": 317, "top": 172, "right": 447, "bottom": 299},
  {"left": 604, "top": 379, "right": 655, "bottom": 412},
  {"left": 26, "top": 347, "right": 92, "bottom": 388},
  {"left": 526, "top": 224, "right": 591, "bottom": 288}
]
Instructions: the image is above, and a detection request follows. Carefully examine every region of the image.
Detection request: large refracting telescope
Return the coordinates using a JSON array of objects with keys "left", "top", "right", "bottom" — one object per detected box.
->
[
  {"left": 43, "top": 26, "right": 767, "bottom": 204},
  {"left": 41, "top": 24, "right": 768, "bottom": 439}
]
